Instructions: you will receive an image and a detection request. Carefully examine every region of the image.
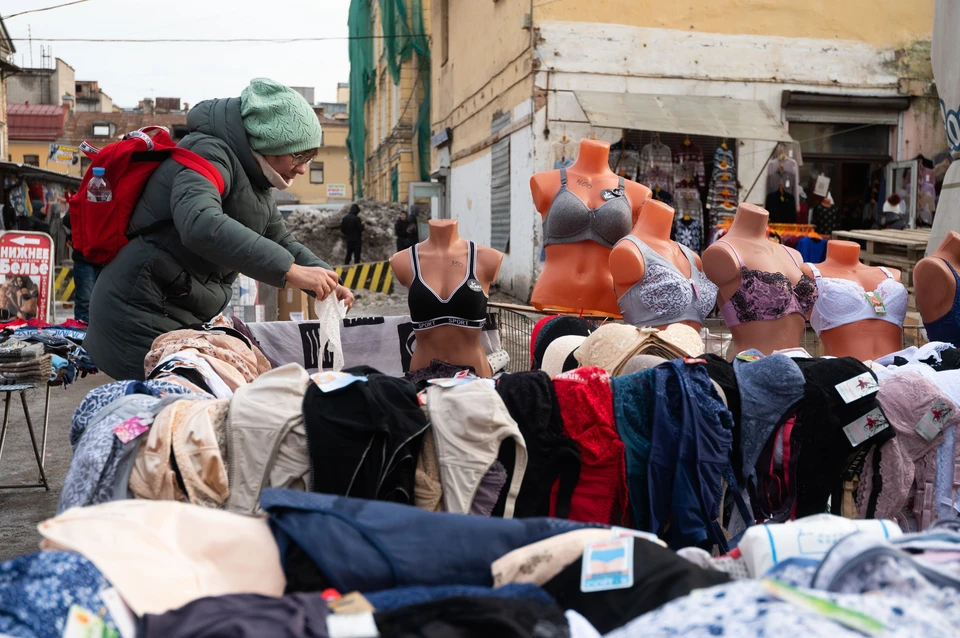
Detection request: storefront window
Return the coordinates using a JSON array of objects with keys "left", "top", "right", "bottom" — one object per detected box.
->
[{"left": 790, "top": 123, "right": 889, "bottom": 156}]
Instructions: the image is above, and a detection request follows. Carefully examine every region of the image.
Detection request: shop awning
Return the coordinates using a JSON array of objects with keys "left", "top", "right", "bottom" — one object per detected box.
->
[{"left": 574, "top": 91, "right": 794, "bottom": 143}]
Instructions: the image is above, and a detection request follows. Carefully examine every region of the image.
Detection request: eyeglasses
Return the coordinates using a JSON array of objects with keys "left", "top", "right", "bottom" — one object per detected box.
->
[{"left": 290, "top": 150, "right": 318, "bottom": 166}]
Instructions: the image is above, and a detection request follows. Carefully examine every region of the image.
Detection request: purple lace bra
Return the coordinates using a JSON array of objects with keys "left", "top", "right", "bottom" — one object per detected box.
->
[{"left": 716, "top": 240, "right": 818, "bottom": 327}]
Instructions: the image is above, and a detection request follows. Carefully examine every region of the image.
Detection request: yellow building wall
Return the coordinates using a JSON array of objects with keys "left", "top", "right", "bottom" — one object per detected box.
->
[
  {"left": 431, "top": 0, "right": 534, "bottom": 162},
  {"left": 535, "top": 0, "right": 933, "bottom": 47},
  {"left": 287, "top": 123, "right": 353, "bottom": 205},
  {"left": 361, "top": 0, "right": 431, "bottom": 205},
  {"left": 8, "top": 141, "right": 80, "bottom": 176}
]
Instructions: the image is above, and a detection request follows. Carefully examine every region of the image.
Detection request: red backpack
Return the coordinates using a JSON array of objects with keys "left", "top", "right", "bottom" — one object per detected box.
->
[{"left": 69, "top": 126, "right": 225, "bottom": 264}]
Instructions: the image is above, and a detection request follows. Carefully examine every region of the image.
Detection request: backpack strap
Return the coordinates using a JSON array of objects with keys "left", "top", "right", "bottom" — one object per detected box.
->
[{"left": 169, "top": 148, "right": 226, "bottom": 195}]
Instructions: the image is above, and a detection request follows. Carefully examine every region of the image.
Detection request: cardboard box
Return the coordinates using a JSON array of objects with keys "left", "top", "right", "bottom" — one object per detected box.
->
[{"left": 277, "top": 284, "right": 317, "bottom": 322}]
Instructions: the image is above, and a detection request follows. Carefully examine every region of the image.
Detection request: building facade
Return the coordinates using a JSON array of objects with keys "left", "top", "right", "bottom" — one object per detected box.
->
[
  {"left": 430, "top": 0, "right": 942, "bottom": 300},
  {"left": 286, "top": 113, "right": 353, "bottom": 207},
  {"left": 0, "top": 18, "right": 18, "bottom": 162},
  {"left": 348, "top": 0, "right": 431, "bottom": 205}
]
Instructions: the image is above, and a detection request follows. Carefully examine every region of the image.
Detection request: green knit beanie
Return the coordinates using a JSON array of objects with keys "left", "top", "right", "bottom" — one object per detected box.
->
[{"left": 240, "top": 78, "right": 323, "bottom": 156}]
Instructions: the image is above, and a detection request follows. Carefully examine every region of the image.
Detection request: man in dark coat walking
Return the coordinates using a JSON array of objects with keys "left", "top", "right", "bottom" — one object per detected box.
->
[{"left": 340, "top": 203, "right": 364, "bottom": 264}]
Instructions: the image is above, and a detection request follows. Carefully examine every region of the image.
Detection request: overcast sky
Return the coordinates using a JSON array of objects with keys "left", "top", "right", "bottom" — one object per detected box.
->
[{"left": 3, "top": 0, "right": 351, "bottom": 107}]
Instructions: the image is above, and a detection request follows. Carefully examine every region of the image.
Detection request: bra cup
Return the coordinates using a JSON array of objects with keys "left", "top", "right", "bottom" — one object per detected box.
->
[
  {"left": 544, "top": 188, "right": 632, "bottom": 248},
  {"left": 633, "top": 262, "right": 695, "bottom": 319},
  {"left": 812, "top": 277, "right": 908, "bottom": 332}
]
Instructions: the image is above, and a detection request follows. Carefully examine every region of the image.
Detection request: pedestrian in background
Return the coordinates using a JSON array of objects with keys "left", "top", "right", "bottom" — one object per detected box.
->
[
  {"left": 340, "top": 202, "right": 365, "bottom": 264},
  {"left": 62, "top": 209, "right": 101, "bottom": 324}
]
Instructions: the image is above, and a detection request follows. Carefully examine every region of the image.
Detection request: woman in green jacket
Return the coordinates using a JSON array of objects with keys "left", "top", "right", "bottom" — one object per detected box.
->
[{"left": 85, "top": 79, "right": 350, "bottom": 380}]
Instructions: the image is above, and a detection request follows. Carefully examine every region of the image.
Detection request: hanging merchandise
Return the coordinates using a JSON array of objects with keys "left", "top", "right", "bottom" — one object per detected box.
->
[
  {"left": 812, "top": 192, "right": 841, "bottom": 236},
  {"left": 707, "top": 145, "right": 738, "bottom": 223},
  {"left": 609, "top": 138, "right": 640, "bottom": 179},
  {"left": 765, "top": 149, "right": 801, "bottom": 214},
  {"left": 553, "top": 135, "right": 578, "bottom": 170},
  {"left": 673, "top": 138, "right": 705, "bottom": 189}
]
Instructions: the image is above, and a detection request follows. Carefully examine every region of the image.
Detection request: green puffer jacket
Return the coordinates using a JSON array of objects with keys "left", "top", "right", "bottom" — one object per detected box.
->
[{"left": 85, "top": 97, "right": 332, "bottom": 381}]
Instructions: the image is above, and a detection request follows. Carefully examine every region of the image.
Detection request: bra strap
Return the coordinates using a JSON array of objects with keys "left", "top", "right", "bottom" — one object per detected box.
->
[
  {"left": 878, "top": 266, "right": 894, "bottom": 280},
  {"left": 410, "top": 244, "right": 421, "bottom": 279},
  {"left": 782, "top": 244, "right": 803, "bottom": 269},
  {"left": 468, "top": 241, "right": 478, "bottom": 279},
  {"left": 808, "top": 263, "right": 822, "bottom": 279},
  {"left": 560, "top": 167, "right": 567, "bottom": 186},
  {"left": 618, "top": 175, "right": 625, "bottom": 189},
  {"left": 716, "top": 239, "right": 745, "bottom": 267}
]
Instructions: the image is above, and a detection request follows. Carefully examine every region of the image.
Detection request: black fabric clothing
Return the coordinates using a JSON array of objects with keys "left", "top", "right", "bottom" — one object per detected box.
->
[
  {"left": 532, "top": 317, "right": 594, "bottom": 371},
  {"left": 374, "top": 596, "right": 569, "bottom": 638},
  {"left": 792, "top": 357, "right": 893, "bottom": 518},
  {"left": 302, "top": 366, "right": 428, "bottom": 503},
  {"left": 812, "top": 202, "right": 841, "bottom": 236},
  {"left": 340, "top": 210, "right": 364, "bottom": 241},
  {"left": 138, "top": 592, "right": 330, "bottom": 638},
  {"left": 496, "top": 371, "right": 581, "bottom": 518},
  {"left": 702, "top": 354, "right": 743, "bottom": 483},
  {"left": 765, "top": 189, "right": 796, "bottom": 224},
  {"left": 62, "top": 210, "right": 96, "bottom": 265},
  {"left": 921, "top": 348, "right": 960, "bottom": 371},
  {"left": 408, "top": 242, "right": 487, "bottom": 331},
  {"left": 345, "top": 239, "right": 362, "bottom": 264},
  {"left": 542, "top": 537, "right": 729, "bottom": 634},
  {"left": 404, "top": 359, "right": 476, "bottom": 389}
]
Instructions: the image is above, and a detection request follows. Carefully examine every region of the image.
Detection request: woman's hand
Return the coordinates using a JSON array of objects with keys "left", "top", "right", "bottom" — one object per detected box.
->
[
  {"left": 335, "top": 285, "right": 355, "bottom": 311},
  {"left": 286, "top": 264, "right": 339, "bottom": 300}
]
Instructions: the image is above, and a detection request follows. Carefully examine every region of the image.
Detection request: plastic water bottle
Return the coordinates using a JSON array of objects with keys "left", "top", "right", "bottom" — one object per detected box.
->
[{"left": 86, "top": 167, "right": 112, "bottom": 202}]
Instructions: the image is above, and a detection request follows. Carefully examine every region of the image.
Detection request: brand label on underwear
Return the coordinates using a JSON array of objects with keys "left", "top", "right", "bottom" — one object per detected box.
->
[
  {"left": 466, "top": 279, "right": 483, "bottom": 293},
  {"left": 916, "top": 399, "right": 954, "bottom": 441},
  {"left": 113, "top": 416, "right": 149, "bottom": 444},
  {"left": 736, "top": 353, "right": 762, "bottom": 362},
  {"left": 581, "top": 537, "right": 634, "bottom": 593},
  {"left": 835, "top": 372, "right": 879, "bottom": 403},
  {"left": 311, "top": 371, "right": 368, "bottom": 392},
  {"left": 327, "top": 592, "right": 375, "bottom": 614},
  {"left": 864, "top": 292, "right": 887, "bottom": 315},
  {"left": 843, "top": 407, "right": 890, "bottom": 447}
]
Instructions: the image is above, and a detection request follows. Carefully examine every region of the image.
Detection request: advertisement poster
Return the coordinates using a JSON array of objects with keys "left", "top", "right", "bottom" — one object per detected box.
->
[
  {"left": 48, "top": 144, "right": 80, "bottom": 166},
  {"left": 0, "top": 232, "right": 55, "bottom": 323},
  {"left": 327, "top": 184, "right": 347, "bottom": 198}
]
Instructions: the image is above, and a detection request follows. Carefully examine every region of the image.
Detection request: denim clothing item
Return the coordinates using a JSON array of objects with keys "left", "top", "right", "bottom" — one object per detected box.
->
[
  {"left": 261, "top": 488, "right": 599, "bottom": 593},
  {"left": 0, "top": 551, "right": 120, "bottom": 638},
  {"left": 611, "top": 368, "right": 658, "bottom": 530},
  {"left": 72, "top": 260, "right": 103, "bottom": 324},
  {"left": 647, "top": 360, "right": 739, "bottom": 550}
]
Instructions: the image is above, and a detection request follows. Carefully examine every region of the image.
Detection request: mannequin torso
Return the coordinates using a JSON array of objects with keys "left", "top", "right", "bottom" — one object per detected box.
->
[
  {"left": 390, "top": 220, "right": 503, "bottom": 377},
  {"left": 801, "top": 240, "right": 905, "bottom": 361},
  {"left": 916, "top": 231, "right": 960, "bottom": 344},
  {"left": 610, "top": 199, "right": 710, "bottom": 331},
  {"left": 530, "top": 138, "right": 651, "bottom": 316},
  {"left": 702, "top": 203, "right": 815, "bottom": 357}
]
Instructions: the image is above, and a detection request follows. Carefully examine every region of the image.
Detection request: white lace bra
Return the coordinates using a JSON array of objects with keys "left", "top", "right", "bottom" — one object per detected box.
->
[{"left": 807, "top": 264, "right": 908, "bottom": 335}]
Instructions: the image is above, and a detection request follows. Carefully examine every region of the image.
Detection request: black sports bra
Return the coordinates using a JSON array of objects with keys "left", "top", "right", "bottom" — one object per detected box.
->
[{"left": 408, "top": 241, "right": 488, "bottom": 332}]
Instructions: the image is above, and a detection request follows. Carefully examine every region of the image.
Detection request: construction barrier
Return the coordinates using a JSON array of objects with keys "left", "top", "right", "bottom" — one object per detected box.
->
[
  {"left": 335, "top": 261, "right": 394, "bottom": 294},
  {"left": 55, "top": 266, "right": 75, "bottom": 303}
]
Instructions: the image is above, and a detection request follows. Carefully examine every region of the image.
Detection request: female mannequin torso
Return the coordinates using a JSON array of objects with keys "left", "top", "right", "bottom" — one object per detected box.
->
[
  {"left": 702, "top": 203, "right": 814, "bottom": 357},
  {"left": 916, "top": 231, "right": 960, "bottom": 345},
  {"left": 609, "top": 198, "right": 707, "bottom": 331},
  {"left": 802, "top": 240, "right": 904, "bottom": 361},
  {"left": 390, "top": 220, "right": 503, "bottom": 377},
  {"left": 530, "top": 138, "right": 651, "bottom": 316}
]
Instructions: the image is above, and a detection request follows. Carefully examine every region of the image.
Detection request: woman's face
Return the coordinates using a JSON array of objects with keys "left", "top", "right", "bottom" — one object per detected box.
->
[
  {"left": 400, "top": 212, "right": 407, "bottom": 220},
  {"left": 265, "top": 149, "right": 318, "bottom": 181}
]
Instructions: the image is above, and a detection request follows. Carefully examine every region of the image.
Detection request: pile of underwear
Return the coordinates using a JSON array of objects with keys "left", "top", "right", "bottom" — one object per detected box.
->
[
  {"left": 0, "top": 319, "right": 98, "bottom": 385},
  {"left": 3, "top": 497, "right": 960, "bottom": 637},
  {"left": 0, "top": 341, "right": 51, "bottom": 385}
]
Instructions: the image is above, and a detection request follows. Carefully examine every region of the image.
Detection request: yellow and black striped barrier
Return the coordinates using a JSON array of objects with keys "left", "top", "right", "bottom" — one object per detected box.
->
[
  {"left": 335, "top": 260, "right": 394, "bottom": 294},
  {"left": 55, "top": 266, "right": 75, "bottom": 302}
]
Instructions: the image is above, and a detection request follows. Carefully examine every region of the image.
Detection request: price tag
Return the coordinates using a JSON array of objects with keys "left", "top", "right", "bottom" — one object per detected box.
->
[
  {"left": 835, "top": 372, "right": 879, "bottom": 403},
  {"left": 581, "top": 537, "right": 634, "bottom": 593},
  {"left": 916, "top": 399, "right": 954, "bottom": 441},
  {"left": 843, "top": 407, "right": 890, "bottom": 446},
  {"left": 864, "top": 292, "right": 887, "bottom": 315},
  {"left": 113, "top": 417, "right": 149, "bottom": 444},
  {"left": 736, "top": 353, "right": 762, "bottom": 362}
]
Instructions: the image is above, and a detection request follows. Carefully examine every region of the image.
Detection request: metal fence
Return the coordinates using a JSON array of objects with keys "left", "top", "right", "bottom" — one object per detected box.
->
[{"left": 489, "top": 302, "right": 928, "bottom": 373}]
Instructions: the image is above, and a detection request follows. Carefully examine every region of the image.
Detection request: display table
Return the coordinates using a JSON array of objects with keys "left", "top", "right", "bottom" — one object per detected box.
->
[{"left": 0, "top": 383, "right": 52, "bottom": 491}]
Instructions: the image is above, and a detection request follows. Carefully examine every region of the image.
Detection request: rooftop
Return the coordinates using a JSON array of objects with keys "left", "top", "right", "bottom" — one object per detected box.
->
[{"left": 8, "top": 104, "right": 67, "bottom": 141}]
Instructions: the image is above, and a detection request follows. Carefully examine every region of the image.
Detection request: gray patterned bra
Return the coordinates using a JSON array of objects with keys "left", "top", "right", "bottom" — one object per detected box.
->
[
  {"left": 542, "top": 168, "right": 633, "bottom": 249},
  {"left": 615, "top": 235, "right": 718, "bottom": 327}
]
